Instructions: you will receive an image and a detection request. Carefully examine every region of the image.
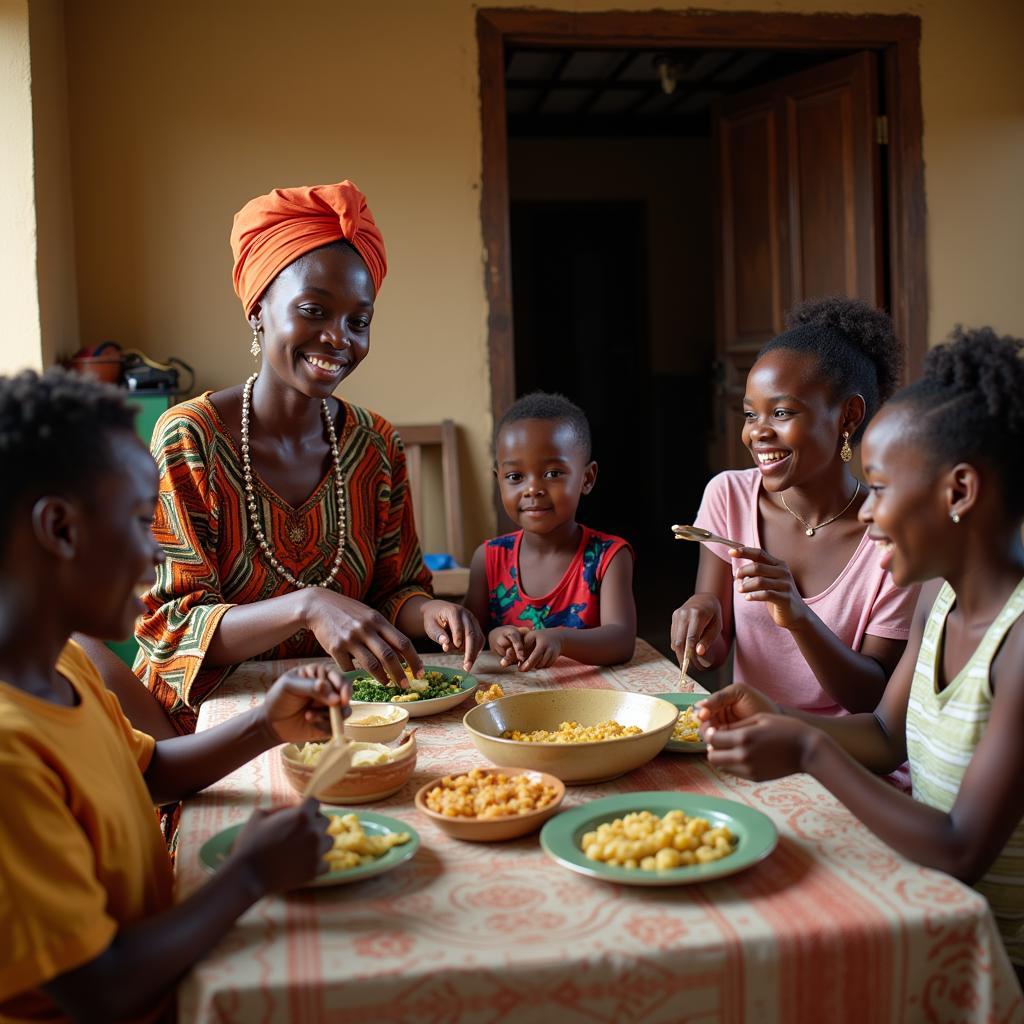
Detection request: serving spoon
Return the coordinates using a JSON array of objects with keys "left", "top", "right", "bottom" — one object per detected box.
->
[{"left": 302, "top": 704, "right": 355, "bottom": 800}]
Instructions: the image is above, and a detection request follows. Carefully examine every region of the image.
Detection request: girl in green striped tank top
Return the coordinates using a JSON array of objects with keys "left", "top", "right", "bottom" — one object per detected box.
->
[{"left": 697, "top": 327, "right": 1024, "bottom": 973}]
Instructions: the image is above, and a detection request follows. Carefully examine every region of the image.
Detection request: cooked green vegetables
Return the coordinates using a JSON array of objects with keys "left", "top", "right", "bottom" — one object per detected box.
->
[{"left": 351, "top": 670, "right": 462, "bottom": 703}]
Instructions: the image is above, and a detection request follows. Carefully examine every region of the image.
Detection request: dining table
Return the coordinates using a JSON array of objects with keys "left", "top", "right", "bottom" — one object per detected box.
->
[{"left": 176, "top": 640, "right": 1023, "bottom": 1023}]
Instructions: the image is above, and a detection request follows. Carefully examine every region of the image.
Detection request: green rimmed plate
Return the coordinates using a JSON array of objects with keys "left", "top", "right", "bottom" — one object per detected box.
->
[
  {"left": 540, "top": 791, "right": 777, "bottom": 886},
  {"left": 348, "top": 665, "right": 478, "bottom": 718},
  {"left": 199, "top": 809, "right": 420, "bottom": 888},
  {"left": 658, "top": 693, "right": 707, "bottom": 752}
]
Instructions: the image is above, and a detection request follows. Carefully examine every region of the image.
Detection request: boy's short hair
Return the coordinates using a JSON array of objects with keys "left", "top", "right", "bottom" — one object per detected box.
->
[
  {"left": 0, "top": 368, "right": 138, "bottom": 539},
  {"left": 494, "top": 391, "right": 592, "bottom": 459}
]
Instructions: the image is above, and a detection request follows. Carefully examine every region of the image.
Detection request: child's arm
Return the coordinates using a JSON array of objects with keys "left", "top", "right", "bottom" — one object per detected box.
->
[
  {"left": 730, "top": 545, "right": 904, "bottom": 712},
  {"left": 142, "top": 663, "right": 347, "bottom": 806},
  {"left": 517, "top": 548, "right": 636, "bottom": 669},
  {"left": 462, "top": 543, "right": 490, "bottom": 632},
  {"left": 706, "top": 611, "right": 1024, "bottom": 883},
  {"left": 670, "top": 544, "right": 735, "bottom": 670},
  {"left": 43, "top": 799, "right": 331, "bottom": 1021}
]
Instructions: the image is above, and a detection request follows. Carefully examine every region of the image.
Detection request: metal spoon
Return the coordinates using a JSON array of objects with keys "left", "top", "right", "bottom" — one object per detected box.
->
[{"left": 671, "top": 523, "right": 745, "bottom": 551}]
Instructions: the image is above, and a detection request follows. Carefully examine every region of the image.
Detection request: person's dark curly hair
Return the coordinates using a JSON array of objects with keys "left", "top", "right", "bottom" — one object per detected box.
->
[
  {"left": 758, "top": 296, "right": 903, "bottom": 444},
  {"left": 886, "top": 326, "right": 1024, "bottom": 516},
  {"left": 0, "top": 368, "right": 138, "bottom": 542},
  {"left": 494, "top": 391, "right": 592, "bottom": 459}
]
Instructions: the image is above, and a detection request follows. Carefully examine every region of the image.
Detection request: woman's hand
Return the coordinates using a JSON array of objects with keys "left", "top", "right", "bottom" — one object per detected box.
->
[
  {"left": 705, "top": 713, "right": 819, "bottom": 781},
  {"left": 670, "top": 594, "right": 723, "bottom": 669},
  {"left": 230, "top": 798, "right": 333, "bottom": 894},
  {"left": 261, "top": 663, "right": 350, "bottom": 745},
  {"left": 304, "top": 591, "right": 422, "bottom": 686},
  {"left": 489, "top": 625, "right": 527, "bottom": 666},
  {"left": 730, "top": 546, "right": 809, "bottom": 630},
  {"left": 519, "top": 629, "right": 562, "bottom": 671},
  {"left": 421, "top": 599, "right": 484, "bottom": 670},
  {"left": 695, "top": 682, "right": 780, "bottom": 732}
]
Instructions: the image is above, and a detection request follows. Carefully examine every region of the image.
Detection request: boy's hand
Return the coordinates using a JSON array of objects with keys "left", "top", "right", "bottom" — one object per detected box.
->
[
  {"left": 705, "top": 713, "right": 816, "bottom": 781},
  {"left": 489, "top": 625, "right": 528, "bottom": 667},
  {"left": 421, "top": 600, "right": 484, "bottom": 670},
  {"left": 261, "top": 663, "right": 350, "bottom": 744},
  {"left": 695, "top": 682, "right": 779, "bottom": 733},
  {"left": 231, "top": 798, "right": 333, "bottom": 894},
  {"left": 518, "top": 629, "right": 562, "bottom": 672},
  {"left": 671, "top": 594, "right": 722, "bottom": 669}
]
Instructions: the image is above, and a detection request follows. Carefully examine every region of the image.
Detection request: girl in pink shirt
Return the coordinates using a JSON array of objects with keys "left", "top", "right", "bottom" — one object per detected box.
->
[{"left": 671, "top": 298, "right": 920, "bottom": 717}]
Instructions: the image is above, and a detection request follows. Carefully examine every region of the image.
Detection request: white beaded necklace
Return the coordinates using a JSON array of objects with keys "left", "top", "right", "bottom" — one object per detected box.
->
[{"left": 240, "top": 372, "right": 347, "bottom": 589}]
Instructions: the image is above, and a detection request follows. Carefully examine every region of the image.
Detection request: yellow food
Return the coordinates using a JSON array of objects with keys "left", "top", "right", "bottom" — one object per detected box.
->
[
  {"left": 392, "top": 692, "right": 420, "bottom": 703},
  {"left": 293, "top": 740, "right": 399, "bottom": 768},
  {"left": 424, "top": 767, "right": 559, "bottom": 819},
  {"left": 502, "top": 719, "right": 642, "bottom": 743},
  {"left": 324, "top": 813, "right": 410, "bottom": 871},
  {"left": 672, "top": 707, "right": 701, "bottom": 744},
  {"left": 475, "top": 683, "right": 505, "bottom": 704},
  {"left": 581, "top": 810, "right": 736, "bottom": 870},
  {"left": 350, "top": 711, "right": 400, "bottom": 726}
]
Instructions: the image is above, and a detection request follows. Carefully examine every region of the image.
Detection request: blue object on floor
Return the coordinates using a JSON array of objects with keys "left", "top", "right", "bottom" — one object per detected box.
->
[{"left": 423, "top": 553, "right": 456, "bottom": 571}]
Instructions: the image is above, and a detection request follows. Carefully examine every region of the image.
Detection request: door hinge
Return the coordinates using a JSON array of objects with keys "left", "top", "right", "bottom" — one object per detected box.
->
[{"left": 876, "top": 115, "right": 889, "bottom": 145}]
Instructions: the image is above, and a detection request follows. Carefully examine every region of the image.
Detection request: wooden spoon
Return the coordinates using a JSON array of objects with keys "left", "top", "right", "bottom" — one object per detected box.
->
[
  {"left": 671, "top": 523, "right": 745, "bottom": 551},
  {"left": 302, "top": 704, "right": 355, "bottom": 800}
]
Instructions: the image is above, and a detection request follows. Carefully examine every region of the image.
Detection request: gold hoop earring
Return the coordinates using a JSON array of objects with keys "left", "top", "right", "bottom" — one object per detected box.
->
[
  {"left": 840, "top": 431, "right": 853, "bottom": 463},
  {"left": 250, "top": 327, "right": 260, "bottom": 360}
]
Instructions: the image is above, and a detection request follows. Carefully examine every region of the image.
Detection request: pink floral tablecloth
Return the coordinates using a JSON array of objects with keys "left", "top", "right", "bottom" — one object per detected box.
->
[{"left": 177, "top": 641, "right": 1023, "bottom": 1023}]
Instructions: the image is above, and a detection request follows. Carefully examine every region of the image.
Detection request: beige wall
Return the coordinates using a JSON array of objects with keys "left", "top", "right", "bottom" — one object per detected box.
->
[
  {"left": 20, "top": 0, "right": 1024, "bottom": 548},
  {"left": 0, "top": 0, "right": 41, "bottom": 373}
]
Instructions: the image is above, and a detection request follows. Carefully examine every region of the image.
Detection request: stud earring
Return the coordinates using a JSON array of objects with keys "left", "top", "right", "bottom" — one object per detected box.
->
[
  {"left": 950, "top": 511, "right": 961, "bottom": 524},
  {"left": 250, "top": 327, "right": 260, "bottom": 360},
  {"left": 840, "top": 431, "right": 853, "bottom": 463}
]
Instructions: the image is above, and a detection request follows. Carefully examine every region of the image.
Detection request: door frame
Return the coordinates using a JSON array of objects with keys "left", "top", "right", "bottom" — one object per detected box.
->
[{"left": 478, "top": 8, "right": 927, "bottom": 428}]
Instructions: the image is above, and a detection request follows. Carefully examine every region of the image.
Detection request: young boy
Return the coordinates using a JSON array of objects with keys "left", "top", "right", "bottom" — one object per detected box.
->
[
  {"left": 0, "top": 369, "right": 347, "bottom": 1022},
  {"left": 464, "top": 392, "right": 635, "bottom": 669}
]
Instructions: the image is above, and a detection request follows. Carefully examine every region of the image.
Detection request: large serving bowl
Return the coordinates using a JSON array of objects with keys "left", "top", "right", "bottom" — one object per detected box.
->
[
  {"left": 462, "top": 689, "right": 678, "bottom": 784},
  {"left": 414, "top": 767, "right": 566, "bottom": 842},
  {"left": 280, "top": 733, "right": 417, "bottom": 804}
]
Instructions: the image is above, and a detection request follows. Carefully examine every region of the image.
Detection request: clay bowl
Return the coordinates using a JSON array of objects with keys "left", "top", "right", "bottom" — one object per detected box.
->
[
  {"left": 69, "top": 354, "right": 123, "bottom": 384},
  {"left": 414, "top": 766, "right": 566, "bottom": 842},
  {"left": 462, "top": 689, "right": 678, "bottom": 784},
  {"left": 280, "top": 732, "right": 417, "bottom": 804},
  {"left": 344, "top": 702, "right": 410, "bottom": 743}
]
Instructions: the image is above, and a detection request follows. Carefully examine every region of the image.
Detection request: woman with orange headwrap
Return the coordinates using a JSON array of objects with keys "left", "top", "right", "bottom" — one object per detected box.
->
[{"left": 134, "top": 181, "right": 483, "bottom": 734}]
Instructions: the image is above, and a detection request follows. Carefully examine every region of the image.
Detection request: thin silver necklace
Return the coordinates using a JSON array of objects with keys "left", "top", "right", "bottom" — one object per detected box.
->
[
  {"left": 240, "top": 372, "right": 347, "bottom": 588},
  {"left": 780, "top": 481, "right": 861, "bottom": 537}
]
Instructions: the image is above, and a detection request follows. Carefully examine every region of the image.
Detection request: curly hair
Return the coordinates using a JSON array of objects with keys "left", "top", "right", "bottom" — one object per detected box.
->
[
  {"left": 759, "top": 296, "right": 903, "bottom": 444},
  {"left": 0, "top": 368, "right": 138, "bottom": 541},
  {"left": 887, "top": 326, "right": 1024, "bottom": 516},
  {"left": 494, "top": 391, "right": 592, "bottom": 459}
]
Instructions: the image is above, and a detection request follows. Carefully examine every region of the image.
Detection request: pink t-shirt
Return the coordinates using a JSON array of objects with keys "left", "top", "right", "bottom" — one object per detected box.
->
[{"left": 695, "top": 468, "right": 920, "bottom": 716}]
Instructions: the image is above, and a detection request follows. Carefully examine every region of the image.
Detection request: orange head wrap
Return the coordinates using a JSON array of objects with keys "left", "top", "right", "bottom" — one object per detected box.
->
[{"left": 230, "top": 180, "right": 387, "bottom": 319}]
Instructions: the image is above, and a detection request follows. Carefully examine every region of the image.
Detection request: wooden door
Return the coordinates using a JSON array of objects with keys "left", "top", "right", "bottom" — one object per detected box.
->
[{"left": 712, "top": 52, "right": 883, "bottom": 470}]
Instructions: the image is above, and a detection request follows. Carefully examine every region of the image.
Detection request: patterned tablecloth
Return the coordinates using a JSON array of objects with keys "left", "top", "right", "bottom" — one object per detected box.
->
[{"left": 177, "top": 641, "right": 1023, "bottom": 1023}]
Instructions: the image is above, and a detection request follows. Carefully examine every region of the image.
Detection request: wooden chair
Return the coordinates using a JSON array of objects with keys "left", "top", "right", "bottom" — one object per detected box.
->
[{"left": 395, "top": 420, "right": 470, "bottom": 598}]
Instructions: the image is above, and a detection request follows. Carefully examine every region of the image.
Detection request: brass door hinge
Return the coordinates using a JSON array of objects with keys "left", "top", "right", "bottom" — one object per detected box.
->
[{"left": 876, "top": 115, "right": 889, "bottom": 145}]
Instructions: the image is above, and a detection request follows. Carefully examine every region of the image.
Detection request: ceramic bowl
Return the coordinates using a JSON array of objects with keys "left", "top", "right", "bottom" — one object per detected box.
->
[
  {"left": 280, "top": 732, "right": 417, "bottom": 804},
  {"left": 462, "top": 689, "right": 678, "bottom": 784},
  {"left": 344, "top": 702, "right": 410, "bottom": 743},
  {"left": 414, "top": 766, "right": 566, "bottom": 841}
]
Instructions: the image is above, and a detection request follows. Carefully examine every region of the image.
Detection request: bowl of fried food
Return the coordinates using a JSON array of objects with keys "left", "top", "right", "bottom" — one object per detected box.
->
[
  {"left": 280, "top": 732, "right": 417, "bottom": 804},
  {"left": 414, "top": 766, "right": 565, "bottom": 841},
  {"left": 462, "top": 689, "right": 678, "bottom": 784},
  {"left": 345, "top": 702, "right": 410, "bottom": 743}
]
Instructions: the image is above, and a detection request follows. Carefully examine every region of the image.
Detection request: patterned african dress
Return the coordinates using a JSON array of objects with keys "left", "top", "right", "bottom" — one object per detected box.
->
[
  {"left": 484, "top": 526, "right": 631, "bottom": 631},
  {"left": 135, "top": 393, "right": 433, "bottom": 735}
]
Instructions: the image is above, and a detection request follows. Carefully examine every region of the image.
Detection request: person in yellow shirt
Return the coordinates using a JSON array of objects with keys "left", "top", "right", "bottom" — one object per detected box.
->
[{"left": 0, "top": 369, "right": 350, "bottom": 1022}]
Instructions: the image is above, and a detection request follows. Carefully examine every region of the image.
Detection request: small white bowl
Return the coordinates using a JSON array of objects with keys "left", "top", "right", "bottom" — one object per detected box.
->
[{"left": 345, "top": 702, "right": 409, "bottom": 743}]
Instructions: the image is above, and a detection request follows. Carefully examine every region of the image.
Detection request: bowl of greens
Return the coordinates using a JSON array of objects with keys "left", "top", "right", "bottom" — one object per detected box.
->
[{"left": 348, "top": 666, "right": 478, "bottom": 718}]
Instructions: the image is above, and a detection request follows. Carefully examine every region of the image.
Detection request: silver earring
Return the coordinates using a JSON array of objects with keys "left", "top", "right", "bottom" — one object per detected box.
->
[
  {"left": 950, "top": 511, "right": 961, "bottom": 524},
  {"left": 250, "top": 328, "right": 260, "bottom": 360}
]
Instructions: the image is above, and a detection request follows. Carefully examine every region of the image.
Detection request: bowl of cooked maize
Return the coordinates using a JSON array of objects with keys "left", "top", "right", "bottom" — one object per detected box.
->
[
  {"left": 345, "top": 702, "right": 410, "bottom": 743},
  {"left": 414, "top": 766, "right": 566, "bottom": 841},
  {"left": 462, "top": 689, "right": 678, "bottom": 784},
  {"left": 280, "top": 732, "right": 417, "bottom": 804}
]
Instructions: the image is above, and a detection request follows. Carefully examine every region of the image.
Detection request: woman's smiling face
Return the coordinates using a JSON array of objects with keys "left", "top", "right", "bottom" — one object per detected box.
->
[
  {"left": 253, "top": 243, "right": 375, "bottom": 399},
  {"left": 742, "top": 349, "right": 853, "bottom": 491}
]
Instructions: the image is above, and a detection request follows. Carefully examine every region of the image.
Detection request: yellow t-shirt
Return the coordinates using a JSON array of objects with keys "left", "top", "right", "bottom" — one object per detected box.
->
[{"left": 0, "top": 641, "right": 174, "bottom": 1022}]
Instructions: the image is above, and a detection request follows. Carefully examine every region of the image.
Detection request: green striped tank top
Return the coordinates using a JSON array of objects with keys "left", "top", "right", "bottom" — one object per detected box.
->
[{"left": 906, "top": 577, "right": 1024, "bottom": 963}]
